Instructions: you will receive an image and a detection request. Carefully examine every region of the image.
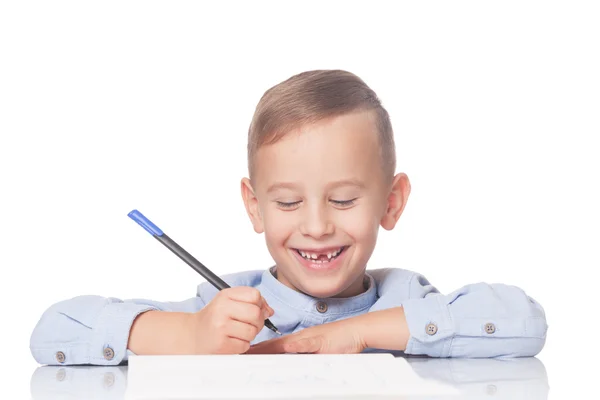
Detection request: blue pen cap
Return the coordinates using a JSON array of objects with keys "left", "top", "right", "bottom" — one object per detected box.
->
[{"left": 128, "top": 210, "right": 164, "bottom": 236}]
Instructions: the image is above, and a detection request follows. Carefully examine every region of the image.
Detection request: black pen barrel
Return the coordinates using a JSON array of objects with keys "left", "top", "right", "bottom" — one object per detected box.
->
[{"left": 155, "top": 234, "right": 231, "bottom": 290}]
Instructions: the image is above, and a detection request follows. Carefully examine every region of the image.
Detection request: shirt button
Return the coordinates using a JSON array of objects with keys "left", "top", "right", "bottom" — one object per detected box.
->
[
  {"left": 316, "top": 301, "right": 328, "bottom": 313},
  {"left": 484, "top": 322, "right": 496, "bottom": 334},
  {"left": 425, "top": 323, "right": 438, "bottom": 335},
  {"left": 55, "top": 351, "right": 66, "bottom": 363},
  {"left": 103, "top": 347, "right": 115, "bottom": 360}
]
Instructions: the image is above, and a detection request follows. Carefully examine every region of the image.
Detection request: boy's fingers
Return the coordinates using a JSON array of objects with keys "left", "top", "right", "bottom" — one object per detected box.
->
[
  {"left": 262, "top": 303, "right": 274, "bottom": 318},
  {"left": 260, "top": 297, "right": 276, "bottom": 317},
  {"left": 225, "top": 287, "right": 265, "bottom": 306},
  {"left": 246, "top": 332, "right": 323, "bottom": 354},
  {"left": 215, "top": 337, "right": 250, "bottom": 355},
  {"left": 222, "top": 288, "right": 274, "bottom": 317},
  {"left": 226, "top": 320, "right": 260, "bottom": 342},
  {"left": 286, "top": 337, "right": 322, "bottom": 354},
  {"left": 245, "top": 337, "right": 287, "bottom": 354},
  {"left": 227, "top": 301, "right": 264, "bottom": 331}
]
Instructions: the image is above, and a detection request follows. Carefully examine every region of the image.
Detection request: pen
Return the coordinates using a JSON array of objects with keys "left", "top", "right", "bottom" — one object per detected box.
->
[{"left": 127, "top": 209, "right": 282, "bottom": 335}]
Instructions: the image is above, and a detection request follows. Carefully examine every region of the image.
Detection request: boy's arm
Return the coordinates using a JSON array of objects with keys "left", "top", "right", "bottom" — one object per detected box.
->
[
  {"left": 249, "top": 271, "right": 548, "bottom": 358},
  {"left": 360, "top": 270, "right": 548, "bottom": 358},
  {"left": 29, "top": 295, "right": 205, "bottom": 366},
  {"left": 398, "top": 277, "right": 548, "bottom": 358}
]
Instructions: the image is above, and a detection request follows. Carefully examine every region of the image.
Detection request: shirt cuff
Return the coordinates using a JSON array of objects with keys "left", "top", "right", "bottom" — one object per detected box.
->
[
  {"left": 402, "top": 294, "right": 454, "bottom": 357},
  {"left": 89, "top": 303, "right": 157, "bottom": 365}
]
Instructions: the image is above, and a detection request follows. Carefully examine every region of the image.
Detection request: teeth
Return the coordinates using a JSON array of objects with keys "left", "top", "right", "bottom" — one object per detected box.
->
[{"left": 297, "top": 247, "right": 344, "bottom": 261}]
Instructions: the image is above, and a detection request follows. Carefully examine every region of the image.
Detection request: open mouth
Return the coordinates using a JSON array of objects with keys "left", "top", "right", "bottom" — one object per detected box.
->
[{"left": 292, "top": 246, "right": 348, "bottom": 264}]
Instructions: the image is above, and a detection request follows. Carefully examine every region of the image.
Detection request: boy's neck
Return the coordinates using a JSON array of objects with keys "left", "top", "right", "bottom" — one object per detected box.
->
[{"left": 271, "top": 267, "right": 369, "bottom": 298}]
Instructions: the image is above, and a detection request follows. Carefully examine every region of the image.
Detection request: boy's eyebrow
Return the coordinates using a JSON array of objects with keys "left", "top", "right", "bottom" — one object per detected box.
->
[
  {"left": 326, "top": 179, "right": 366, "bottom": 190},
  {"left": 266, "top": 182, "right": 300, "bottom": 193},
  {"left": 266, "top": 179, "right": 365, "bottom": 193}
]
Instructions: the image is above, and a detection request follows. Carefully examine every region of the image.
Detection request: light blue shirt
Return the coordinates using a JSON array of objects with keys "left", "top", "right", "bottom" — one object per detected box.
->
[{"left": 29, "top": 267, "right": 548, "bottom": 365}]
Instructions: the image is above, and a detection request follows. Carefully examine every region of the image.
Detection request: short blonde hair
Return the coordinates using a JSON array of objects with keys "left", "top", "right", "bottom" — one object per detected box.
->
[{"left": 247, "top": 69, "right": 396, "bottom": 182}]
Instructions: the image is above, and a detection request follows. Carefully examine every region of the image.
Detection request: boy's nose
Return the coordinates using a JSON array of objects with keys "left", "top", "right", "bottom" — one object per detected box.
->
[{"left": 299, "top": 205, "right": 334, "bottom": 238}]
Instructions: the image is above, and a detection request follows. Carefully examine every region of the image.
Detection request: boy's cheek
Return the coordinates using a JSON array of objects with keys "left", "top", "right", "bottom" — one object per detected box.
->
[
  {"left": 263, "top": 214, "right": 292, "bottom": 236},
  {"left": 260, "top": 207, "right": 379, "bottom": 242},
  {"left": 334, "top": 210, "right": 379, "bottom": 237}
]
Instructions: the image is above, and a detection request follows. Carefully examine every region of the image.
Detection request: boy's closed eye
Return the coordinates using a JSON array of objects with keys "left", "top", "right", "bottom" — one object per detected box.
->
[{"left": 275, "top": 198, "right": 358, "bottom": 210}]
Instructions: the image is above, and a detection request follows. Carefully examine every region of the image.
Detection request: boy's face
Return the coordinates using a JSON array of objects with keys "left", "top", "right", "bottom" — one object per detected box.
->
[{"left": 241, "top": 110, "right": 410, "bottom": 298}]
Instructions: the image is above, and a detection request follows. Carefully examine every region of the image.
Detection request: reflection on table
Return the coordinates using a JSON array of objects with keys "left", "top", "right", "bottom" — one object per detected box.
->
[{"left": 30, "top": 355, "right": 549, "bottom": 399}]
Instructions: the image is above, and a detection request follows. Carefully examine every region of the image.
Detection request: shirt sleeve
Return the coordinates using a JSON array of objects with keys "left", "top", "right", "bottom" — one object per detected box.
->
[
  {"left": 401, "top": 273, "right": 548, "bottom": 358},
  {"left": 29, "top": 295, "right": 205, "bottom": 366}
]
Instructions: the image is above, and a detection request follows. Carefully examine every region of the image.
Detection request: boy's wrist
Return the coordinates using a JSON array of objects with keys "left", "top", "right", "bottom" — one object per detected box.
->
[
  {"left": 359, "top": 307, "right": 410, "bottom": 351},
  {"left": 128, "top": 310, "right": 192, "bottom": 355}
]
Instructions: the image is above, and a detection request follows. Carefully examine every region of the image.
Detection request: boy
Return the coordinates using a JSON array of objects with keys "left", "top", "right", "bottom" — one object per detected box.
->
[{"left": 30, "top": 70, "right": 548, "bottom": 365}]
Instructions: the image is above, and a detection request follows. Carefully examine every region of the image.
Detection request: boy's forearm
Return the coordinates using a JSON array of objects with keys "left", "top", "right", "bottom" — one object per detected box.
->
[
  {"left": 360, "top": 307, "right": 410, "bottom": 351},
  {"left": 127, "top": 310, "right": 191, "bottom": 355}
]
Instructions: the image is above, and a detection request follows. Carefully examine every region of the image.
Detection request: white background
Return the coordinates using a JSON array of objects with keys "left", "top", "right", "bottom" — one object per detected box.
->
[{"left": 1, "top": 1, "right": 598, "bottom": 398}]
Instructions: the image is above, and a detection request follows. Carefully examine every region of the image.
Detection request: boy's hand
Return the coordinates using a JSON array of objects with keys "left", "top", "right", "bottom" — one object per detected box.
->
[
  {"left": 245, "top": 307, "right": 410, "bottom": 355},
  {"left": 186, "top": 287, "right": 274, "bottom": 354},
  {"left": 245, "top": 316, "right": 367, "bottom": 354}
]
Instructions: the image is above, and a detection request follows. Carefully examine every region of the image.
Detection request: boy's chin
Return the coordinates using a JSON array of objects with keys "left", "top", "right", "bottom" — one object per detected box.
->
[{"left": 294, "top": 278, "right": 352, "bottom": 299}]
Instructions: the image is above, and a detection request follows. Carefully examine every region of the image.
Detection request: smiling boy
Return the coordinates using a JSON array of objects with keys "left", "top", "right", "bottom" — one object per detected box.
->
[{"left": 30, "top": 70, "right": 548, "bottom": 365}]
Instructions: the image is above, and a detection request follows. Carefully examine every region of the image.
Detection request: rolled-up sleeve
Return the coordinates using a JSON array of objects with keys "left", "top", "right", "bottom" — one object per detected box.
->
[
  {"left": 30, "top": 295, "right": 205, "bottom": 366},
  {"left": 401, "top": 275, "right": 548, "bottom": 358}
]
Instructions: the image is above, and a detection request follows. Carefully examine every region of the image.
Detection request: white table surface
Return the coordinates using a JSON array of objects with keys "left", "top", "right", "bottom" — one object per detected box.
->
[{"left": 24, "top": 354, "right": 554, "bottom": 399}]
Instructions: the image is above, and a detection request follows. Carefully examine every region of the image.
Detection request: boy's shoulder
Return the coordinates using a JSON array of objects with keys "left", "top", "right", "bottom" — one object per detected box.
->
[
  {"left": 368, "top": 267, "right": 439, "bottom": 306},
  {"left": 368, "top": 267, "right": 434, "bottom": 291}
]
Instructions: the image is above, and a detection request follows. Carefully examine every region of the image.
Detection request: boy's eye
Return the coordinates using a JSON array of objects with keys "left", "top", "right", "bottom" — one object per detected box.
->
[
  {"left": 275, "top": 198, "right": 357, "bottom": 209},
  {"left": 331, "top": 198, "right": 357, "bottom": 207},
  {"left": 276, "top": 201, "right": 301, "bottom": 209}
]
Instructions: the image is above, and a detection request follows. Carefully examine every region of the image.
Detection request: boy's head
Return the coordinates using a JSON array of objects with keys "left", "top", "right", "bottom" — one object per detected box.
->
[{"left": 241, "top": 70, "right": 410, "bottom": 299}]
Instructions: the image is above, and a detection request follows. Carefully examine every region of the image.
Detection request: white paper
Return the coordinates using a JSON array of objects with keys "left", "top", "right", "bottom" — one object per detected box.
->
[{"left": 125, "top": 353, "right": 458, "bottom": 399}]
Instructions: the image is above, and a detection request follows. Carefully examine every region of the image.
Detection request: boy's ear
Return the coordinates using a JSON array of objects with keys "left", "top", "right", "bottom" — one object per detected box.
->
[
  {"left": 380, "top": 173, "right": 411, "bottom": 230},
  {"left": 241, "top": 177, "right": 264, "bottom": 233}
]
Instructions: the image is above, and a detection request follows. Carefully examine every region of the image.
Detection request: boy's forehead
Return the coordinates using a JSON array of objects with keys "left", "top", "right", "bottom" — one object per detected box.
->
[{"left": 253, "top": 111, "right": 382, "bottom": 190}]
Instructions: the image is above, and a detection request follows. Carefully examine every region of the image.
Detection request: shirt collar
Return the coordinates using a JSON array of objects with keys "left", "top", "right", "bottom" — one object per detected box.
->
[{"left": 259, "top": 266, "right": 379, "bottom": 316}]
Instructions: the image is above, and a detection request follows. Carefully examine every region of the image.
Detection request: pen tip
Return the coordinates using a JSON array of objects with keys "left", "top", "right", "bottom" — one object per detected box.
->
[{"left": 275, "top": 330, "right": 282, "bottom": 335}]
